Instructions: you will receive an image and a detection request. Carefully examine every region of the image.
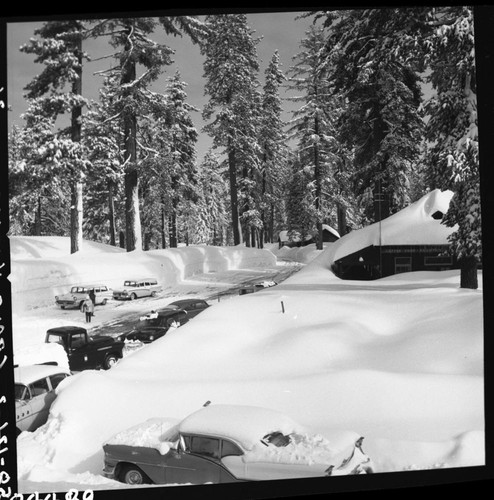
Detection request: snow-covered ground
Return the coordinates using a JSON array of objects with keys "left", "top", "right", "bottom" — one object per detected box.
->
[{"left": 7, "top": 224, "right": 485, "bottom": 495}]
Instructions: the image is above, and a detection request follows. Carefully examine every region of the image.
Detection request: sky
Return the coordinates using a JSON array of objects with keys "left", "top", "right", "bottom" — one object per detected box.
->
[
  {"left": 9, "top": 191, "right": 485, "bottom": 495},
  {"left": 6, "top": 11, "right": 315, "bottom": 162}
]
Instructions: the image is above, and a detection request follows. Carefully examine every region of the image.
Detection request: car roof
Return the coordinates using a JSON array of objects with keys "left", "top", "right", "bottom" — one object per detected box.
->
[
  {"left": 155, "top": 308, "right": 187, "bottom": 316},
  {"left": 71, "top": 284, "right": 107, "bottom": 288},
  {"left": 46, "top": 326, "right": 87, "bottom": 334},
  {"left": 178, "top": 404, "right": 304, "bottom": 450},
  {"left": 123, "top": 278, "right": 157, "bottom": 281},
  {"left": 168, "top": 299, "right": 207, "bottom": 307},
  {"left": 14, "top": 364, "right": 71, "bottom": 385}
]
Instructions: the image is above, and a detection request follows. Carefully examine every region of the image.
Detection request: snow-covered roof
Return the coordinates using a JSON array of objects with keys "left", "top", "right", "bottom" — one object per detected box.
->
[
  {"left": 279, "top": 225, "right": 339, "bottom": 243},
  {"left": 14, "top": 364, "right": 70, "bottom": 386},
  {"left": 322, "top": 224, "right": 340, "bottom": 239},
  {"left": 178, "top": 404, "right": 305, "bottom": 450},
  {"left": 278, "top": 230, "right": 311, "bottom": 243},
  {"left": 332, "top": 189, "right": 456, "bottom": 263}
]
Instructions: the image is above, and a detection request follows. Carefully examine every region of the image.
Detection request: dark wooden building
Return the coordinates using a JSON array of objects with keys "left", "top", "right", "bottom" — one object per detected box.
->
[
  {"left": 331, "top": 190, "right": 459, "bottom": 280},
  {"left": 278, "top": 225, "right": 340, "bottom": 249},
  {"left": 332, "top": 243, "right": 457, "bottom": 280}
]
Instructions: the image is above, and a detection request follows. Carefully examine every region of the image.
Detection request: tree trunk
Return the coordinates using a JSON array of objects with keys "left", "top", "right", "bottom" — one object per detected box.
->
[
  {"left": 313, "top": 116, "right": 323, "bottom": 250},
  {"left": 70, "top": 40, "right": 83, "bottom": 254},
  {"left": 169, "top": 210, "right": 178, "bottom": 248},
  {"left": 124, "top": 166, "right": 141, "bottom": 252},
  {"left": 161, "top": 204, "right": 167, "bottom": 249},
  {"left": 143, "top": 232, "right": 150, "bottom": 251},
  {"left": 34, "top": 196, "right": 42, "bottom": 235},
  {"left": 122, "top": 24, "right": 141, "bottom": 252},
  {"left": 70, "top": 182, "right": 83, "bottom": 254},
  {"left": 337, "top": 203, "right": 347, "bottom": 237},
  {"left": 269, "top": 202, "right": 275, "bottom": 243},
  {"left": 459, "top": 256, "right": 478, "bottom": 289},
  {"left": 108, "top": 180, "right": 116, "bottom": 246},
  {"left": 228, "top": 142, "right": 242, "bottom": 245}
]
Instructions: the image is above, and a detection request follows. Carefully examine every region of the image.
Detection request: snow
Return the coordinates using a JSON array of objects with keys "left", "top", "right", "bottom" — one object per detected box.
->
[
  {"left": 7, "top": 230, "right": 484, "bottom": 493},
  {"left": 331, "top": 189, "right": 457, "bottom": 262},
  {"left": 178, "top": 404, "right": 305, "bottom": 450}
]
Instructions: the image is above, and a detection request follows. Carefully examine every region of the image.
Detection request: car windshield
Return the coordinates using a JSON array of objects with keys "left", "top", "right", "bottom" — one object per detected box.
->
[
  {"left": 46, "top": 333, "right": 65, "bottom": 346},
  {"left": 261, "top": 432, "right": 291, "bottom": 447},
  {"left": 14, "top": 383, "right": 28, "bottom": 401}
]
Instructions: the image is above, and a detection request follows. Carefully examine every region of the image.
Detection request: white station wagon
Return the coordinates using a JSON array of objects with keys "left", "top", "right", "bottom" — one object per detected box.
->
[
  {"left": 112, "top": 278, "right": 162, "bottom": 300},
  {"left": 15, "top": 364, "right": 71, "bottom": 436},
  {"left": 55, "top": 284, "right": 112, "bottom": 309}
]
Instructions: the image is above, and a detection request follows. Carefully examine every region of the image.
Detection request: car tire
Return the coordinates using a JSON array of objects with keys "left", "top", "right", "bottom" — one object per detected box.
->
[
  {"left": 120, "top": 464, "right": 150, "bottom": 485},
  {"left": 103, "top": 354, "right": 119, "bottom": 370},
  {"left": 151, "top": 291, "right": 157, "bottom": 297},
  {"left": 79, "top": 301, "right": 85, "bottom": 311},
  {"left": 61, "top": 305, "right": 65, "bottom": 310},
  {"left": 130, "top": 293, "right": 137, "bottom": 300},
  {"left": 101, "top": 299, "right": 107, "bottom": 305}
]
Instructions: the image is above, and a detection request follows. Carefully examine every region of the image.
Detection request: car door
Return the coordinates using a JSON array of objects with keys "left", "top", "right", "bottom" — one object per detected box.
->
[
  {"left": 27, "top": 376, "right": 55, "bottom": 431},
  {"left": 16, "top": 384, "right": 35, "bottom": 432},
  {"left": 68, "top": 332, "right": 97, "bottom": 371},
  {"left": 164, "top": 435, "right": 224, "bottom": 484}
]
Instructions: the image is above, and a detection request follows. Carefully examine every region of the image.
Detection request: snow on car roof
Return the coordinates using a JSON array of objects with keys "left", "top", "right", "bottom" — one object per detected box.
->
[
  {"left": 178, "top": 404, "right": 306, "bottom": 450},
  {"left": 105, "top": 418, "right": 180, "bottom": 455},
  {"left": 14, "top": 364, "right": 70, "bottom": 385}
]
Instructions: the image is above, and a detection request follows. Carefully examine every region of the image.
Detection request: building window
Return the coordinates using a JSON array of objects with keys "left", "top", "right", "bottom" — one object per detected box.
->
[
  {"left": 424, "top": 255, "right": 452, "bottom": 266},
  {"left": 395, "top": 256, "right": 412, "bottom": 274}
]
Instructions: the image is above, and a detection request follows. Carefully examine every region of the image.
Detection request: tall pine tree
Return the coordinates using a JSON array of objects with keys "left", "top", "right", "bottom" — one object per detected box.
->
[{"left": 202, "top": 14, "right": 261, "bottom": 246}]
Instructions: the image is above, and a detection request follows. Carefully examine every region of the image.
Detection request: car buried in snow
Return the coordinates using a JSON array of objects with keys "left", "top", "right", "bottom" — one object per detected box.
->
[
  {"left": 102, "top": 404, "right": 373, "bottom": 485},
  {"left": 15, "top": 363, "right": 71, "bottom": 436},
  {"left": 118, "top": 299, "right": 210, "bottom": 348}
]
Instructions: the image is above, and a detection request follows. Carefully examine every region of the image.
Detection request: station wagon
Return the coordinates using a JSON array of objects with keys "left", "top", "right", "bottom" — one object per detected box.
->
[
  {"left": 112, "top": 278, "right": 162, "bottom": 300},
  {"left": 55, "top": 284, "right": 112, "bottom": 309}
]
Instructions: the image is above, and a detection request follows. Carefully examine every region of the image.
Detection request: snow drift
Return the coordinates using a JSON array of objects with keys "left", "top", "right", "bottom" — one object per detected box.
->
[{"left": 8, "top": 221, "right": 484, "bottom": 493}]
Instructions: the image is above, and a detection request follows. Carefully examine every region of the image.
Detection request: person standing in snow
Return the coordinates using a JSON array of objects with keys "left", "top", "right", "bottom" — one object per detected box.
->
[
  {"left": 88, "top": 288, "right": 96, "bottom": 317},
  {"left": 82, "top": 295, "right": 94, "bottom": 323}
]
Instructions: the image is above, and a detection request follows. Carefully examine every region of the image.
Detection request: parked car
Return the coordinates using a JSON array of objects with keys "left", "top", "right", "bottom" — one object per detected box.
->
[
  {"left": 112, "top": 278, "right": 162, "bottom": 301},
  {"left": 118, "top": 308, "right": 188, "bottom": 345},
  {"left": 55, "top": 284, "right": 112, "bottom": 310},
  {"left": 102, "top": 403, "right": 373, "bottom": 485},
  {"left": 15, "top": 363, "right": 71, "bottom": 436},
  {"left": 165, "top": 299, "right": 210, "bottom": 319},
  {"left": 45, "top": 326, "right": 125, "bottom": 371},
  {"left": 239, "top": 280, "right": 277, "bottom": 295}
]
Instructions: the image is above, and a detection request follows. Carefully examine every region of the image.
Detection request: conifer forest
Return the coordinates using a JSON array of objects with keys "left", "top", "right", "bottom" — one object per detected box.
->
[{"left": 7, "top": 7, "right": 482, "bottom": 288}]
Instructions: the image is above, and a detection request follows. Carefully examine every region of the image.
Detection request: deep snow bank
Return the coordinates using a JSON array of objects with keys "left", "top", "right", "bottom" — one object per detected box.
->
[
  {"left": 15, "top": 245, "right": 484, "bottom": 489},
  {"left": 8, "top": 237, "right": 276, "bottom": 312}
]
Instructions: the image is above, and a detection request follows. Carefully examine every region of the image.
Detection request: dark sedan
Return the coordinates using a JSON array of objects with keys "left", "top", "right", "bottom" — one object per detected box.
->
[
  {"left": 118, "top": 309, "right": 188, "bottom": 344},
  {"left": 164, "top": 299, "right": 210, "bottom": 319}
]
